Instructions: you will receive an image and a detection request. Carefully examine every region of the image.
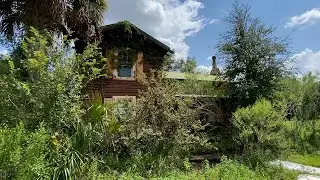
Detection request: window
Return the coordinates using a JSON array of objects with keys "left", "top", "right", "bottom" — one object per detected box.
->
[
  {"left": 114, "top": 48, "right": 135, "bottom": 79},
  {"left": 118, "top": 66, "right": 132, "bottom": 77}
]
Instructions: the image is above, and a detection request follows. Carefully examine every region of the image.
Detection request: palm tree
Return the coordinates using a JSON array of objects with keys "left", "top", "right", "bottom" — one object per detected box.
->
[{"left": 0, "top": 0, "right": 107, "bottom": 52}]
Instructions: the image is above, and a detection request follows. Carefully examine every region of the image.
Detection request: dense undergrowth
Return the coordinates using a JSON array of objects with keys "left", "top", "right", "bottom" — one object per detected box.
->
[
  {"left": 0, "top": 29, "right": 209, "bottom": 179},
  {"left": 1, "top": 17, "right": 320, "bottom": 180}
]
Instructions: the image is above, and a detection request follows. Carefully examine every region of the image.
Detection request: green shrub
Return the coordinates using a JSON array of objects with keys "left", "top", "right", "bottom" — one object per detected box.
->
[
  {"left": 232, "top": 99, "right": 286, "bottom": 154},
  {"left": 273, "top": 74, "right": 320, "bottom": 121},
  {"left": 272, "top": 74, "right": 320, "bottom": 152},
  {"left": 204, "top": 158, "right": 259, "bottom": 180},
  {"left": 51, "top": 78, "right": 210, "bottom": 177},
  {"left": 150, "top": 158, "right": 260, "bottom": 180},
  {"left": 0, "top": 123, "right": 50, "bottom": 179},
  {"left": 283, "top": 120, "right": 320, "bottom": 152},
  {"left": 0, "top": 29, "right": 110, "bottom": 179},
  {"left": 0, "top": 124, "right": 24, "bottom": 179},
  {"left": 148, "top": 158, "right": 299, "bottom": 180},
  {"left": 123, "top": 75, "right": 209, "bottom": 174},
  {"left": 0, "top": 28, "right": 105, "bottom": 132}
]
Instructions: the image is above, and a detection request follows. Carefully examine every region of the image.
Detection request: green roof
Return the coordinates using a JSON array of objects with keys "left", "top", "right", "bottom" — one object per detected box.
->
[{"left": 163, "top": 71, "right": 222, "bottom": 81}]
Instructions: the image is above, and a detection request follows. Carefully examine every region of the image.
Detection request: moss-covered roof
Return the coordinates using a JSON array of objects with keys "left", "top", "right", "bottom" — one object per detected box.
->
[
  {"left": 163, "top": 71, "right": 222, "bottom": 81},
  {"left": 101, "top": 21, "right": 174, "bottom": 54}
]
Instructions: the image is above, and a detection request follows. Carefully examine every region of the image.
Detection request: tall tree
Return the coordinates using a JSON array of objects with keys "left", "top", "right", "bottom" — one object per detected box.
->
[
  {"left": 162, "top": 56, "right": 197, "bottom": 73},
  {"left": 181, "top": 57, "right": 197, "bottom": 73},
  {"left": 0, "top": 0, "right": 107, "bottom": 53},
  {"left": 218, "top": 2, "right": 290, "bottom": 107}
]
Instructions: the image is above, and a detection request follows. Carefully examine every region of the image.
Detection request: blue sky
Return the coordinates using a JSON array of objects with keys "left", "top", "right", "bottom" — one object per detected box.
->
[
  {"left": 106, "top": 0, "right": 320, "bottom": 75},
  {"left": 186, "top": 0, "right": 320, "bottom": 73}
]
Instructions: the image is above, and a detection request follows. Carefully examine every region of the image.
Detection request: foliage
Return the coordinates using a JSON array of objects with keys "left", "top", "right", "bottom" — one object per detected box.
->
[
  {"left": 64, "top": 77, "right": 210, "bottom": 176},
  {"left": 181, "top": 57, "right": 197, "bottom": 73},
  {"left": 150, "top": 158, "right": 299, "bottom": 180},
  {"left": 0, "top": 28, "right": 105, "bottom": 131},
  {"left": 232, "top": 99, "right": 286, "bottom": 154},
  {"left": 164, "top": 57, "right": 197, "bottom": 73},
  {"left": 273, "top": 74, "right": 320, "bottom": 152},
  {"left": 202, "top": 157, "right": 259, "bottom": 179},
  {"left": 0, "top": 29, "right": 103, "bottom": 179},
  {"left": 86, "top": 157, "right": 300, "bottom": 180},
  {"left": 256, "top": 165, "right": 300, "bottom": 180},
  {"left": 273, "top": 73, "right": 320, "bottom": 121},
  {"left": 218, "top": 2, "right": 290, "bottom": 107},
  {"left": 79, "top": 43, "right": 108, "bottom": 84},
  {"left": 102, "top": 21, "right": 171, "bottom": 68},
  {"left": 283, "top": 120, "right": 320, "bottom": 153},
  {"left": 123, "top": 74, "right": 209, "bottom": 175},
  {"left": 0, "top": 0, "right": 107, "bottom": 52},
  {"left": 0, "top": 123, "right": 51, "bottom": 180}
]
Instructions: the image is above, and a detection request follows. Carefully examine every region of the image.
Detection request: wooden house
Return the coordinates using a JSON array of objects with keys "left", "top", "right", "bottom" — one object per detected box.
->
[{"left": 85, "top": 21, "right": 173, "bottom": 103}]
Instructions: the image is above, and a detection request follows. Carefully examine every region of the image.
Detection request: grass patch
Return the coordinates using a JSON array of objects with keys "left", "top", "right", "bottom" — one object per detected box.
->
[
  {"left": 95, "top": 159, "right": 300, "bottom": 180},
  {"left": 284, "top": 153, "right": 320, "bottom": 167}
]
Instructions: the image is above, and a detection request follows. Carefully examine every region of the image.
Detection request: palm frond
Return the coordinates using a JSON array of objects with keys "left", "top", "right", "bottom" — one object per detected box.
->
[{"left": 0, "top": 0, "right": 107, "bottom": 42}]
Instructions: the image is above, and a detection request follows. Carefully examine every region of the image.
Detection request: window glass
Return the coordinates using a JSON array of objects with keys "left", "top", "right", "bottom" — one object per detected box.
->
[
  {"left": 118, "top": 66, "right": 132, "bottom": 77},
  {"left": 117, "top": 47, "right": 134, "bottom": 78}
]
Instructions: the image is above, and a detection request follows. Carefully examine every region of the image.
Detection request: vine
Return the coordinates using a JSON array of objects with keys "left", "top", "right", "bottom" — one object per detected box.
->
[{"left": 102, "top": 21, "right": 170, "bottom": 72}]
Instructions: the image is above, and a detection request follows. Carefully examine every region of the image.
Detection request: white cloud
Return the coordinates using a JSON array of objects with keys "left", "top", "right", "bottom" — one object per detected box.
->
[
  {"left": 196, "top": 65, "right": 212, "bottom": 74},
  {"left": 291, "top": 48, "right": 320, "bottom": 75},
  {"left": 206, "top": 56, "right": 212, "bottom": 61},
  {"left": 208, "top": 19, "right": 219, "bottom": 24},
  {"left": 0, "top": 49, "right": 8, "bottom": 55},
  {"left": 196, "top": 64, "right": 224, "bottom": 74},
  {"left": 105, "top": 0, "right": 206, "bottom": 60},
  {"left": 286, "top": 8, "right": 320, "bottom": 28}
]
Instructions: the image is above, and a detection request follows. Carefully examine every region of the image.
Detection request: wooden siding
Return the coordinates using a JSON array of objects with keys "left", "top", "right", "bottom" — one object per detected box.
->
[
  {"left": 85, "top": 78, "right": 146, "bottom": 98},
  {"left": 143, "top": 60, "right": 154, "bottom": 77},
  {"left": 85, "top": 55, "right": 156, "bottom": 99}
]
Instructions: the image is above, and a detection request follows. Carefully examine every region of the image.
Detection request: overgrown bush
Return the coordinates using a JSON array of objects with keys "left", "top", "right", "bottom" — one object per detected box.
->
[
  {"left": 0, "top": 28, "right": 212, "bottom": 178},
  {"left": 111, "top": 75, "right": 210, "bottom": 175},
  {"left": 273, "top": 74, "right": 320, "bottom": 152},
  {"left": 0, "top": 123, "right": 50, "bottom": 179},
  {"left": 0, "top": 24, "right": 307, "bottom": 179},
  {"left": 149, "top": 157, "right": 299, "bottom": 180},
  {"left": 134, "top": 75, "right": 208, "bottom": 153},
  {"left": 282, "top": 120, "right": 320, "bottom": 153},
  {"left": 273, "top": 73, "right": 320, "bottom": 121},
  {"left": 83, "top": 157, "right": 301, "bottom": 180},
  {"left": 0, "top": 29, "right": 109, "bottom": 179},
  {"left": 0, "top": 28, "right": 105, "bottom": 132},
  {"left": 203, "top": 157, "right": 259, "bottom": 179},
  {"left": 232, "top": 99, "right": 286, "bottom": 156}
]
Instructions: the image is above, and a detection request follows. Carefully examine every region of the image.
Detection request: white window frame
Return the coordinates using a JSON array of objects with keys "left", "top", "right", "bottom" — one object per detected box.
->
[
  {"left": 112, "top": 64, "right": 136, "bottom": 80},
  {"left": 111, "top": 47, "right": 136, "bottom": 80}
]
